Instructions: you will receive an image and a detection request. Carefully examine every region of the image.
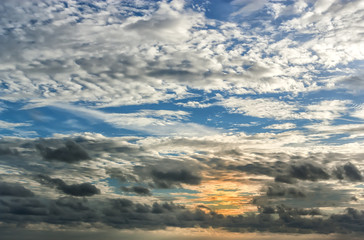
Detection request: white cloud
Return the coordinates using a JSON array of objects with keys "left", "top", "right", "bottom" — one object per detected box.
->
[
  {"left": 218, "top": 97, "right": 351, "bottom": 121},
  {"left": 281, "top": 0, "right": 364, "bottom": 67},
  {"left": 218, "top": 97, "right": 299, "bottom": 120},
  {"left": 0, "top": 120, "right": 31, "bottom": 129},
  {"left": 1, "top": 0, "right": 361, "bottom": 108},
  {"left": 264, "top": 123, "right": 296, "bottom": 130},
  {"left": 302, "top": 100, "right": 351, "bottom": 120},
  {"left": 304, "top": 121, "right": 364, "bottom": 141},
  {"left": 176, "top": 101, "right": 212, "bottom": 108},
  {"left": 351, "top": 105, "right": 364, "bottom": 120}
]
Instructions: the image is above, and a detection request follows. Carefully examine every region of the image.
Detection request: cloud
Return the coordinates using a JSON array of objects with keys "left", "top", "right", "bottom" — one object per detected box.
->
[
  {"left": 36, "top": 140, "right": 90, "bottom": 163},
  {"left": 55, "top": 197, "right": 90, "bottom": 211},
  {"left": 106, "top": 169, "right": 138, "bottom": 183},
  {"left": 266, "top": 183, "right": 306, "bottom": 198},
  {"left": 231, "top": 0, "right": 268, "bottom": 17},
  {"left": 352, "top": 104, "right": 364, "bottom": 120},
  {"left": 333, "top": 162, "right": 363, "bottom": 182},
  {"left": 218, "top": 97, "right": 299, "bottom": 120},
  {"left": 0, "top": 147, "right": 18, "bottom": 156},
  {"left": 231, "top": 160, "right": 363, "bottom": 183},
  {"left": 264, "top": 123, "right": 297, "bottom": 130},
  {"left": 0, "top": 0, "right": 363, "bottom": 237},
  {"left": 0, "top": 120, "right": 31, "bottom": 130},
  {"left": 335, "top": 74, "right": 364, "bottom": 92},
  {"left": 176, "top": 101, "right": 212, "bottom": 108},
  {"left": 218, "top": 97, "right": 351, "bottom": 121},
  {"left": 0, "top": 133, "right": 363, "bottom": 235},
  {"left": 1, "top": 0, "right": 361, "bottom": 110},
  {"left": 36, "top": 174, "right": 100, "bottom": 196},
  {"left": 280, "top": 0, "right": 364, "bottom": 67},
  {"left": 150, "top": 169, "right": 202, "bottom": 188},
  {"left": 0, "top": 182, "right": 34, "bottom": 197},
  {"left": 122, "top": 186, "right": 151, "bottom": 196},
  {"left": 274, "top": 175, "right": 297, "bottom": 184},
  {"left": 289, "top": 162, "right": 330, "bottom": 181}
]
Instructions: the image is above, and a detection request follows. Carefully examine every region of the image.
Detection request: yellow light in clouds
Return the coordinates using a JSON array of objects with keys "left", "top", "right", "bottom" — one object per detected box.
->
[{"left": 186, "top": 172, "right": 262, "bottom": 215}]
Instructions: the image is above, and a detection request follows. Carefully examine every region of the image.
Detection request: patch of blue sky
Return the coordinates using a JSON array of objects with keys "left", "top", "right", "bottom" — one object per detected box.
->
[
  {"left": 0, "top": 101, "right": 27, "bottom": 122},
  {"left": 159, "top": 152, "right": 187, "bottom": 157},
  {"left": 101, "top": 178, "right": 124, "bottom": 195},
  {"left": 195, "top": 0, "right": 237, "bottom": 22}
]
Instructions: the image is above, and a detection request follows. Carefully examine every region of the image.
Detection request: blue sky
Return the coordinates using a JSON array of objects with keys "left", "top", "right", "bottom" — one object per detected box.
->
[{"left": 0, "top": 0, "right": 364, "bottom": 239}]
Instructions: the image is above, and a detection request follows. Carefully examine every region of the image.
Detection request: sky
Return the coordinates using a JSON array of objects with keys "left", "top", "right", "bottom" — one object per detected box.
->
[{"left": 0, "top": 0, "right": 364, "bottom": 239}]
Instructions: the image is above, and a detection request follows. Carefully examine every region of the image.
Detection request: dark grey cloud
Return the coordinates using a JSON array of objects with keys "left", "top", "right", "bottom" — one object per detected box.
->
[
  {"left": 232, "top": 161, "right": 346, "bottom": 182},
  {"left": 266, "top": 183, "right": 306, "bottom": 198},
  {"left": 150, "top": 169, "right": 202, "bottom": 188},
  {"left": 0, "top": 147, "right": 18, "bottom": 156},
  {"left": 274, "top": 175, "right": 297, "bottom": 184},
  {"left": 106, "top": 168, "right": 137, "bottom": 182},
  {"left": 36, "top": 140, "right": 90, "bottom": 163},
  {"left": 233, "top": 162, "right": 275, "bottom": 176},
  {"left": 259, "top": 205, "right": 321, "bottom": 216},
  {"left": 289, "top": 162, "right": 330, "bottom": 181},
  {"left": 254, "top": 183, "right": 355, "bottom": 210},
  {"left": 121, "top": 186, "right": 151, "bottom": 196},
  {"left": 36, "top": 174, "right": 100, "bottom": 196},
  {"left": 333, "top": 162, "right": 363, "bottom": 181},
  {"left": 55, "top": 197, "right": 90, "bottom": 211},
  {"left": 2, "top": 198, "right": 48, "bottom": 216},
  {"left": 231, "top": 161, "right": 290, "bottom": 177},
  {"left": 329, "top": 208, "right": 364, "bottom": 233},
  {"left": 0, "top": 182, "right": 34, "bottom": 197}
]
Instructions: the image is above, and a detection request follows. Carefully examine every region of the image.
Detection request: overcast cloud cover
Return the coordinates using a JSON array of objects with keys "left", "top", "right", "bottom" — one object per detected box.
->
[{"left": 0, "top": 0, "right": 364, "bottom": 239}]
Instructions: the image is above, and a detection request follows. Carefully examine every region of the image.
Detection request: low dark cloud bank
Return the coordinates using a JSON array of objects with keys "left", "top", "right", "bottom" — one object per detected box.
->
[
  {"left": 0, "top": 195, "right": 363, "bottom": 234},
  {"left": 0, "top": 182, "right": 34, "bottom": 197},
  {"left": 0, "top": 136, "right": 363, "bottom": 235},
  {"left": 0, "top": 147, "right": 18, "bottom": 156}
]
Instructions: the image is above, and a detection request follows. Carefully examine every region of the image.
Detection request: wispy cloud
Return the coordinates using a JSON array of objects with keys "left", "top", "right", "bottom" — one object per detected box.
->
[
  {"left": 0, "top": 120, "right": 31, "bottom": 129},
  {"left": 45, "top": 103, "right": 218, "bottom": 136}
]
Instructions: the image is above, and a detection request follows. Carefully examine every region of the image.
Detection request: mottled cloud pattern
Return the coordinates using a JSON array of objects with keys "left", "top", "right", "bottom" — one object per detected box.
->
[{"left": 0, "top": 0, "right": 364, "bottom": 239}]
